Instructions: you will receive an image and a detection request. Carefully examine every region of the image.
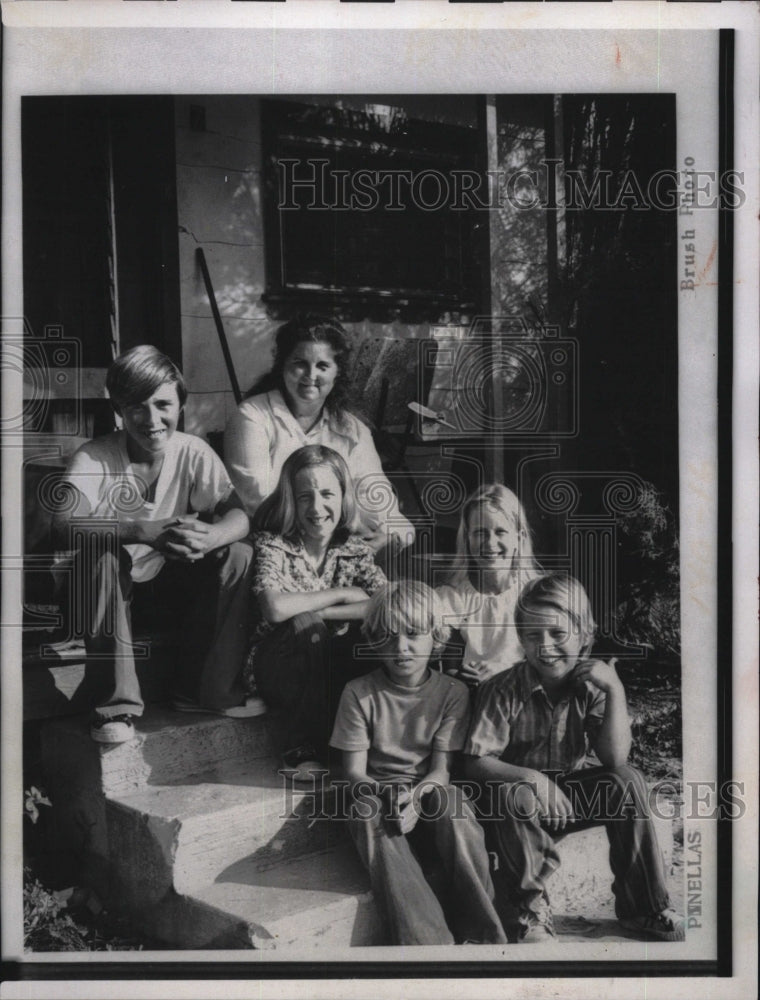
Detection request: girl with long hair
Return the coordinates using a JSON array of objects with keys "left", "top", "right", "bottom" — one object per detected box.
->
[
  {"left": 244, "top": 444, "right": 387, "bottom": 780},
  {"left": 436, "top": 484, "right": 542, "bottom": 687}
]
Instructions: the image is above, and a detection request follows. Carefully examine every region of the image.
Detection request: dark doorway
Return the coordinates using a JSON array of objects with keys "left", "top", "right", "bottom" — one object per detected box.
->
[{"left": 22, "top": 95, "right": 182, "bottom": 400}]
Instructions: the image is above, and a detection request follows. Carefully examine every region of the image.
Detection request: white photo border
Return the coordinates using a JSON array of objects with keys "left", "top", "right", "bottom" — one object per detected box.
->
[{"left": 1, "top": 3, "right": 757, "bottom": 999}]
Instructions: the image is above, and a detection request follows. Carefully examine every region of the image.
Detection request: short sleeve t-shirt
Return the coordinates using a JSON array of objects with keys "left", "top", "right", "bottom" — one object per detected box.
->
[
  {"left": 61, "top": 430, "right": 235, "bottom": 582},
  {"left": 463, "top": 659, "right": 607, "bottom": 773},
  {"left": 330, "top": 667, "right": 471, "bottom": 784}
]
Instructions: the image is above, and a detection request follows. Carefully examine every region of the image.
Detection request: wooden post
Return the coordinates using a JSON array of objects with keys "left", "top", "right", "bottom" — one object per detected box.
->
[{"left": 479, "top": 95, "right": 503, "bottom": 484}]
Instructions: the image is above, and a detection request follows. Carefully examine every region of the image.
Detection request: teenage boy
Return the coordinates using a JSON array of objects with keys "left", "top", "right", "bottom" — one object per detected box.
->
[{"left": 52, "top": 345, "right": 261, "bottom": 744}]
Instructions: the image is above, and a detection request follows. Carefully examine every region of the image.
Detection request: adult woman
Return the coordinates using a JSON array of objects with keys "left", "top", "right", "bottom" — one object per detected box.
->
[{"left": 225, "top": 315, "right": 414, "bottom": 552}]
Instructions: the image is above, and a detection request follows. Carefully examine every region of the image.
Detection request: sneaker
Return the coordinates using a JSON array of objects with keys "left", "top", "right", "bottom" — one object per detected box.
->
[
  {"left": 223, "top": 696, "right": 268, "bottom": 719},
  {"left": 518, "top": 900, "right": 556, "bottom": 943},
  {"left": 620, "top": 907, "right": 686, "bottom": 942},
  {"left": 170, "top": 694, "right": 267, "bottom": 718},
  {"left": 90, "top": 714, "right": 135, "bottom": 745},
  {"left": 282, "top": 744, "right": 327, "bottom": 786}
]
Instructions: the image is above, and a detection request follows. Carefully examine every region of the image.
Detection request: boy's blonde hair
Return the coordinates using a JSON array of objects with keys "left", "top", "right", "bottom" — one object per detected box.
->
[
  {"left": 363, "top": 581, "right": 450, "bottom": 652},
  {"left": 515, "top": 573, "right": 597, "bottom": 655},
  {"left": 448, "top": 483, "right": 541, "bottom": 587}
]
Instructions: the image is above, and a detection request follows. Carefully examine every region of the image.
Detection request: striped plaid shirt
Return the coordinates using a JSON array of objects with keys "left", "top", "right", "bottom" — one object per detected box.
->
[{"left": 464, "top": 659, "right": 607, "bottom": 773}]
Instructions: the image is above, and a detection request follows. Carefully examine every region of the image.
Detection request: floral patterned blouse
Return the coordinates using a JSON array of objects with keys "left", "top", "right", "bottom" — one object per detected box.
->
[{"left": 248, "top": 529, "right": 387, "bottom": 646}]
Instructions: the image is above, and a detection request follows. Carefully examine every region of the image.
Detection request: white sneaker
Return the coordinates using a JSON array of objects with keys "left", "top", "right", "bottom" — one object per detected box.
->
[
  {"left": 90, "top": 714, "right": 136, "bottom": 744},
  {"left": 222, "top": 696, "right": 268, "bottom": 718},
  {"left": 281, "top": 745, "right": 328, "bottom": 786},
  {"left": 171, "top": 694, "right": 267, "bottom": 718}
]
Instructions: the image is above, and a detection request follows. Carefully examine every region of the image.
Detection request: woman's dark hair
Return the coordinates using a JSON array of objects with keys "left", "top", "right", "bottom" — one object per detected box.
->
[{"left": 246, "top": 315, "right": 354, "bottom": 428}]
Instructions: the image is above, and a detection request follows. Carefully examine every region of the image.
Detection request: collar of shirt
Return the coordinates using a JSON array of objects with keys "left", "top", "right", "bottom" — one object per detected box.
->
[
  {"left": 257, "top": 530, "right": 368, "bottom": 561},
  {"left": 460, "top": 576, "right": 517, "bottom": 603},
  {"left": 267, "top": 389, "right": 359, "bottom": 447},
  {"left": 514, "top": 659, "right": 593, "bottom": 709},
  {"left": 117, "top": 428, "right": 178, "bottom": 467}
]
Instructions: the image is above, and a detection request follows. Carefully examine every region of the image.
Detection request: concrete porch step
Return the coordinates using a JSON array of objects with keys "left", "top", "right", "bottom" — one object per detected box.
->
[
  {"left": 39, "top": 708, "right": 681, "bottom": 950},
  {"left": 545, "top": 816, "right": 677, "bottom": 919},
  {"left": 106, "top": 756, "right": 345, "bottom": 900},
  {"left": 173, "top": 843, "right": 384, "bottom": 950},
  {"left": 42, "top": 707, "right": 276, "bottom": 795}
]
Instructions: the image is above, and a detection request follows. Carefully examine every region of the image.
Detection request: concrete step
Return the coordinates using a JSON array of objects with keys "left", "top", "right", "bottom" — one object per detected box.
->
[
  {"left": 106, "top": 757, "right": 346, "bottom": 902},
  {"left": 41, "top": 707, "right": 276, "bottom": 796},
  {"left": 131, "top": 843, "right": 385, "bottom": 950},
  {"left": 39, "top": 708, "right": 280, "bottom": 899},
  {"left": 192, "top": 843, "right": 384, "bottom": 949},
  {"left": 544, "top": 815, "right": 677, "bottom": 919},
  {"left": 39, "top": 708, "right": 680, "bottom": 949}
]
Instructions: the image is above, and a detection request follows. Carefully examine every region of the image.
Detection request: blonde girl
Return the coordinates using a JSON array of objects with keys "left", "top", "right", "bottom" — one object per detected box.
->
[
  {"left": 436, "top": 484, "right": 542, "bottom": 687},
  {"left": 244, "top": 444, "right": 387, "bottom": 781}
]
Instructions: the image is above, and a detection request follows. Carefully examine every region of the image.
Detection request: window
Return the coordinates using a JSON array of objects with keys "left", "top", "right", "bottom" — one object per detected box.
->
[{"left": 262, "top": 98, "right": 483, "bottom": 322}]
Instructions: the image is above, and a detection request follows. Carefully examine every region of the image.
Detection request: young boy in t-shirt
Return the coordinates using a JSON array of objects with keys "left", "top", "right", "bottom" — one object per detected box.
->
[
  {"left": 464, "top": 573, "right": 684, "bottom": 943},
  {"left": 52, "top": 345, "right": 261, "bottom": 744},
  {"left": 330, "top": 580, "right": 507, "bottom": 946}
]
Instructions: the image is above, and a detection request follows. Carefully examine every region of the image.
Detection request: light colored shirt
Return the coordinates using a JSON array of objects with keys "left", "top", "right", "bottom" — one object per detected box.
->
[
  {"left": 330, "top": 667, "right": 471, "bottom": 785},
  {"left": 60, "top": 430, "right": 234, "bottom": 582},
  {"left": 250, "top": 529, "right": 387, "bottom": 643},
  {"left": 224, "top": 390, "right": 414, "bottom": 544},
  {"left": 464, "top": 659, "right": 607, "bottom": 773},
  {"left": 436, "top": 578, "right": 526, "bottom": 675}
]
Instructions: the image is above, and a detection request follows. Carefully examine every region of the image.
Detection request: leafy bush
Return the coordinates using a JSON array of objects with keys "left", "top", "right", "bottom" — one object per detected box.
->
[
  {"left": 614, "top": 482, "right": 680, "bottom": 663},
  {"left": 24, "top": 866, "right": 150, "bottom": 952},
  {"left": 23, "top": 867, "right": 91, "bottom": 952}
]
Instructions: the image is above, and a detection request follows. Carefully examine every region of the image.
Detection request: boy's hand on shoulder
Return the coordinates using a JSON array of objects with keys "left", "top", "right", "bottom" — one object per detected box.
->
[
  {"left": 573, "top": 657, "right": 623, "bottom": 695},
  {"left": 458, "top": 659, "right": 502, "bottom": 687},
  {"left": 359, "top": 518, "right": 386, "bottom": 553}
]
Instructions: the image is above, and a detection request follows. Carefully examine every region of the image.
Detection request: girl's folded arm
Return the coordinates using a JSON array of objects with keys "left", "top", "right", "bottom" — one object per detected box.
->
[
  {"left": 318, "top": 598, "right": 371, "bottom": 621},
  {"left": 256, "top": 587, "right": 366, "bottom": 623},
  {"left": 591, "top": 685, "right": 632, "bottom": 767}
]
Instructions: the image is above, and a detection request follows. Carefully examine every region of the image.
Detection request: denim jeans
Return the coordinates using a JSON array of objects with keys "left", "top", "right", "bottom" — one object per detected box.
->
[
  {"left": 79, "top": 539, "right": 254, "bottom": 717},
  {"left": 348, "top": 784, "right": 507, "bottom": 946}
]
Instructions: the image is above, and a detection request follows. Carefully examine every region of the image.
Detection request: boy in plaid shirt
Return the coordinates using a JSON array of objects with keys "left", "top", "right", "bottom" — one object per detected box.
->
[{"left": 464, "top": 573, "right": 684, "bottom": 943}]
